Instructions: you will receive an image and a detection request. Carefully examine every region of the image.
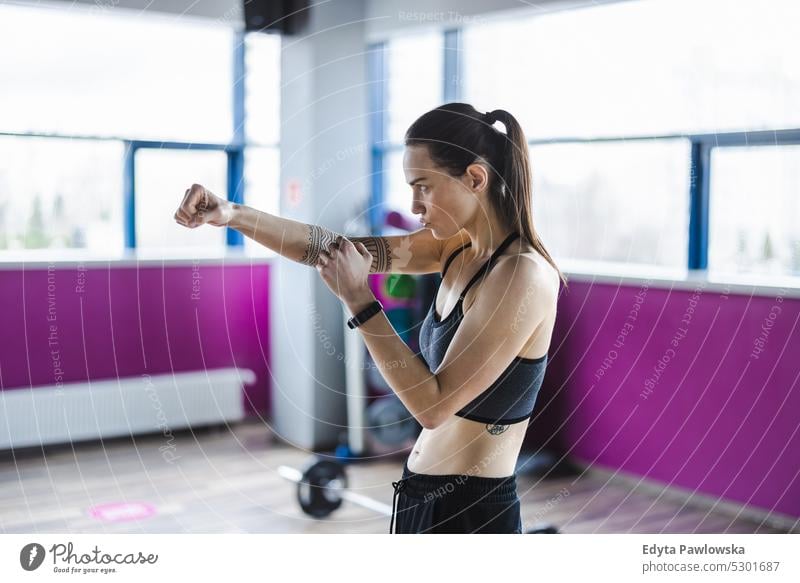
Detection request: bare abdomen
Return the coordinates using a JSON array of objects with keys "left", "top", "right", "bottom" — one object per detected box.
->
[{"left": 406, "top": 416, "right": 527, "bottom": 477}]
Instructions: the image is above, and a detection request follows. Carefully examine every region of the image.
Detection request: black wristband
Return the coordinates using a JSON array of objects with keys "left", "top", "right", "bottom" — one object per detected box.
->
[{"left": 347, "top": 300, "right": 383, "bottom": 329}]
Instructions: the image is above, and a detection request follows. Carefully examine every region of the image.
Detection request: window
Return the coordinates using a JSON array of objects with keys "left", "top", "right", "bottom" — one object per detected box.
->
[
  {"left": 383, "top": 149, "right": 410, "bottom": 215},
  {"left": 709, "top": 146, "right": 800, "bottom": 279},
  {"left": 377, "top": 32, "right": 446, "bottom": 221},
  {"left": 449, "top": 0, "right": 800, "bottom": 283},
  {"left": 134, "top": 150, "right": 227, "bottom": 254},
  {"left": 463, "top": 0, "right": 800, "bottom": 139},
  {"left": 243, "top": 147, "right": 281, "bottom": 256},
  {"left": 0, "top": 4, "right": 233, "bottom": 143},
  {"left": 245, "top": 33, "right": 282, "bottom": 146},
  {"left": 0, "top": 3, "right": 283, "bottom": 260},
  {"left": 0, "top": 136, "right": 123, "bottom": 256},
  {"left": 386, "top": 32, "right": 445, "bottom": 144},
  {"left": 243, "top": 32, "right": 281, "bottom": 257},
  {"left": 531, "top": 140, "right": 691, "bottom": 270}
]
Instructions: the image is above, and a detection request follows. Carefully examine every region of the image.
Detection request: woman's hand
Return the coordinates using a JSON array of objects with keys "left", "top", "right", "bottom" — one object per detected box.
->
[
  {"left": 174, "top": 184, "right": 234, "bottom": 228},
  {"left": 316, "top": 236, "right": 375, "bottom": 311}
]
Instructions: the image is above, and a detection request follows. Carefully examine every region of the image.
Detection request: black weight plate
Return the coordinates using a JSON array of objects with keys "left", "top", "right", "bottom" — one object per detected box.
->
[{"left": 297, "top": 459, "right": 348, "bottom": 518}]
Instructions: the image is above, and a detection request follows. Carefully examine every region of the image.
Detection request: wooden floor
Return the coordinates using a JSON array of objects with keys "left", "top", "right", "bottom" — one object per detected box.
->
[{"left": 0, "top": 419, "right": 793, "bottom": 534}]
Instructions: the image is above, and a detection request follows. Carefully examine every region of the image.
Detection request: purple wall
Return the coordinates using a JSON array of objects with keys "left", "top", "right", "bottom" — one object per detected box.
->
[
  {"left": 526, "top": 279, "right": 799, "bottom": 519},
  {"left": 0, "top": 263, "right": 271, "bottom": 417},
  {"left": 3, "top": 261, "right": 797, "bottom": 519}
]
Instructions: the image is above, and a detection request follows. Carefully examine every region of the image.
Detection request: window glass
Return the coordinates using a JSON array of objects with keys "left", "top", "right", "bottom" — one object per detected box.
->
[
  {"left": 463, "top": 0, "right": 800, "bottom": 138},
  {"left": 709, "top": 146, "right": 800, "bottom": 278},
  {"left": 243, "top": 147, "right": 280, "bottom": 256},
  {"left": 245, "top": 33, "right": 281, "bottom": 145},
  {"left": 135, "top": 149, "right": 227, "bottom": 253},
  {"left": 0, "top": 4, "right": 233, "bottom": 142},
  {"left": 386, "top": 32, "right": 444, "bottom": 144},
  {"left": 0, "top": 136, "right": 124, "bottom": 255},
  {"left": 531, "top": 139, "right": 691, "bottom": 268},
  {"left": 383, "top": 149, "right": 410, "bottom": 216}
]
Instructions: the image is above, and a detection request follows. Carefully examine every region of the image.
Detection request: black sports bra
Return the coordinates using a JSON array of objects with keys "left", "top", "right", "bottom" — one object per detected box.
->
[{"left": 418, "top": 231, "right": 548, "bottom": 425}]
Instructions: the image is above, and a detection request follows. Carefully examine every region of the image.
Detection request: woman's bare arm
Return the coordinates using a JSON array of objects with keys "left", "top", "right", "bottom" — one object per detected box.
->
[
  {"left": 228, "top": 201, "right": 444, "bottom": 275},
  {"left": 175, "top": 183, "right": 446, "bottom": 274}
]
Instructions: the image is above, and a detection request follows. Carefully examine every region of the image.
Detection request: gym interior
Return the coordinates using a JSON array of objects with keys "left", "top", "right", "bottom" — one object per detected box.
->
[{"left": 0, "top": 0, "right": 798, "bottom": 536}]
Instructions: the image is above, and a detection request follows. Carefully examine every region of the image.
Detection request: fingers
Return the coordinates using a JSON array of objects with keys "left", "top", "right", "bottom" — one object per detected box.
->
[
  {"left": 174, "top": 188, "right": 190, "bottom": 226},
  {"left": 174, "top": 184, "right": 211, "bottom": 228},
  {"left": 184, "top": 183, "right": 205, "bottom": 215},
  {"left": 315, "top": 237, "right": 362, "bottom": 269},
  {"left": 174, "top": 208, "right": 199, "bottom": 228},
  {"left": 333, "top": 236, "right": 359, "bottom": 254},
  {"left": 315, "top": 241, "right": 342, "bottom": 271},
  {"left": 316, "top": 246, "right": 332, "bottom": 269},
  {"left": 174, "top": 205, "right": 192, "bottom": 225}
]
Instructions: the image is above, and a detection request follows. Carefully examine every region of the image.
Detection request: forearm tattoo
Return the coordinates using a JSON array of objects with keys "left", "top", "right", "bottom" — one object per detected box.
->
[
  {"left": 299, "top": 224, "right": 338, "bottom": 266},
  {"left": 486, "top": 424, "right": 509, "bottom": 435},
  {"left": 299, "top": 224, "right": 393, "bottom": 273}
]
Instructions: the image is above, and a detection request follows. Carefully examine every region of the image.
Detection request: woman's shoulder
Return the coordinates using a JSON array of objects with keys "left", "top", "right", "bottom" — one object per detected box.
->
[{"left": 495, "top": 242, "right": 560, "bottom": 298}]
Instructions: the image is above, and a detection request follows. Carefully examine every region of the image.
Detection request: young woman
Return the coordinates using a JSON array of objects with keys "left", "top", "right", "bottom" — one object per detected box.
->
[{"left": 174, "top": 102, "right": 567, "bottom": 534}]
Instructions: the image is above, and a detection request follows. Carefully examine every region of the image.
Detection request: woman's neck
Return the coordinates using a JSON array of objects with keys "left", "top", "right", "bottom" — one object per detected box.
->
[{"left": 460, "top": 205, "right": 515, "bottom": 258}]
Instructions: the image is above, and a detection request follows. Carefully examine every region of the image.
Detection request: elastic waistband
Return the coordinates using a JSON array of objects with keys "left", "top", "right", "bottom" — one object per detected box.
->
[{"left": 399, "top": 461, "right": 518, "bottom": 504}]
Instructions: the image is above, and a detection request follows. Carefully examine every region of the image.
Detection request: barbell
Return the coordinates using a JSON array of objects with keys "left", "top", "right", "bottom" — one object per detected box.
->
[
  {"left": 278, "top": 458, "right": 561, "bottom": 533},
  {"left": 278, "top": 459, "right": 393, "bottom": 518}
]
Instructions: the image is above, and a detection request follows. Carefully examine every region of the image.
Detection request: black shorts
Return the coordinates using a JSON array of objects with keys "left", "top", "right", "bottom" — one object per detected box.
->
[{"left": 390, "top": 461, "right": 523, "bottom": 534}]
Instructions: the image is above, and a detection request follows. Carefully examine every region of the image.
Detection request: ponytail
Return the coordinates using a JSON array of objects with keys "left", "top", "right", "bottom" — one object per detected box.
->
[{"left": 487, "top": 109, "right": 568, "bottom": 289}]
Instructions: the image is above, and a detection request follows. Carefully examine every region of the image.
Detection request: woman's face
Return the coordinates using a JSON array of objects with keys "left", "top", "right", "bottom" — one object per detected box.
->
[{"left": 403, "top": 145, "right": 488, "bottom": 239}]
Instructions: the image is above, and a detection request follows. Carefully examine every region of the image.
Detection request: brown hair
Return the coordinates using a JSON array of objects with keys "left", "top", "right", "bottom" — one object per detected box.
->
[{"left": 405, "top": 102, "right": 568, "bottom": 290}]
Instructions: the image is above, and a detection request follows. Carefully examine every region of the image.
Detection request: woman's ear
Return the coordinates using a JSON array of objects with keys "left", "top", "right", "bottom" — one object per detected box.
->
[{"left": 464, "top": 162, "right": 490, "bottom": 193}]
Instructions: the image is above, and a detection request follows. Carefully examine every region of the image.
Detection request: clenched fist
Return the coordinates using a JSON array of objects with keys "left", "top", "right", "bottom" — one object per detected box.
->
[{"left": 174, "top": 184, "right": 234, "bottom": 228}]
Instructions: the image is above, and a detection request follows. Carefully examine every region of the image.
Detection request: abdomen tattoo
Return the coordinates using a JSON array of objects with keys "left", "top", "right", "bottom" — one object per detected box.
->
[{"left": 486, "top": 424, "right": 509, "bottom": 435}]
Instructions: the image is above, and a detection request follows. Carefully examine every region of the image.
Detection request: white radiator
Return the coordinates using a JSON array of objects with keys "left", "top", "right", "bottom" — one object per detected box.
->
[{"left": 0, "top": 368, "right": 256, "bottom": 450}]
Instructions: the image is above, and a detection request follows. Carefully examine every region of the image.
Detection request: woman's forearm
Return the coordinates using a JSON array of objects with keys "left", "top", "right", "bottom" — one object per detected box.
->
[
  {"left": 228, "top": 203, "right": 317, "bottom": 264},
  {"left": 228, "top": 203, "right": 392, "bottom": 271},
  {"left": 344, "top": 290, "right": 440, "bottom": 429}
]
